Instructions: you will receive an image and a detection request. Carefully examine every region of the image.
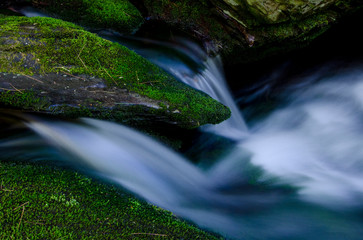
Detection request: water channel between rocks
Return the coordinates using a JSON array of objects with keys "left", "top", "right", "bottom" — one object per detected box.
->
[{"left": 1, "top": 6, "right": 363, "bottom": 240}]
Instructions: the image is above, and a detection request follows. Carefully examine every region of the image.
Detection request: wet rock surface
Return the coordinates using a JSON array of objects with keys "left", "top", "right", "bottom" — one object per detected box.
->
[{"left": 0, "top": 73, "right": 161, "bottom": 109}]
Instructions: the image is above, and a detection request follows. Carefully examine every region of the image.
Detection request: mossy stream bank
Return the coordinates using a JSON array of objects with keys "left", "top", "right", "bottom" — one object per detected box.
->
[{"left": 0, "top": 161, "right": 223, "bottom": 239}]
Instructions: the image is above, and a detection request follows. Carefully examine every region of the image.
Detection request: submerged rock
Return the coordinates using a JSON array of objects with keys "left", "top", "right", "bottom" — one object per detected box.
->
[{"left": 0, "top": 15, "right": 231, "bottom": 129}]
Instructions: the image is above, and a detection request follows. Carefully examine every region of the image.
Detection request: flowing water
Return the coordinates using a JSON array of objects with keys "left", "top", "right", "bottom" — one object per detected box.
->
[{"left": 2, "top": 6, "right": 363, "bottom": 239}]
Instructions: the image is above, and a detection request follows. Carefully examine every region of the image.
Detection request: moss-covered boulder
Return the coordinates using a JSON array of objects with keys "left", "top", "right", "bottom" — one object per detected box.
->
[
  {"left": 0, "top": 15, "right": 231, "bottom": 128},
  {"left": 140, "top": 0, "right": 363, "bottom": 65}
]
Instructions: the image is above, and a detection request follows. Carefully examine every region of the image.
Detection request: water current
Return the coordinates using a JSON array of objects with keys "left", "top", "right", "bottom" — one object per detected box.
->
[{"left": 1, "top": 7, "right": 363, "bottom": 240}]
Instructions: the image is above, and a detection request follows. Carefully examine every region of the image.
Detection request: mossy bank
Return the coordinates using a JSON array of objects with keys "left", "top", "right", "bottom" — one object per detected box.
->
[
  {"left": 0, "top": 15, "right": 231, "bottom": 129},
  {"left": 0, "top": 161, "right": 223, "bottom": 239}
]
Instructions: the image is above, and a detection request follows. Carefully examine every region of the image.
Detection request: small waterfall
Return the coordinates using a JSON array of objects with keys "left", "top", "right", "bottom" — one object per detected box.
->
[
  {"left": 9, "top": 6, "right": 51, "bottom": 17},
  {"left": 111, "top": 36, "right": 249, "bottom": 139},
  {"left": 2, "top": 96, "right": 363, "bottom": 239},
  {"left": 175, "top": 56, "right": 249, "bottom": 140},
  {"left": 2, "top": 64, "right": 363, "bottom": 240},
  {"left": 2, "top": 7, "right": 363, "bottom": 239},
  {"left": 7, "top": 5, "right": 249, "bottom": 139}
]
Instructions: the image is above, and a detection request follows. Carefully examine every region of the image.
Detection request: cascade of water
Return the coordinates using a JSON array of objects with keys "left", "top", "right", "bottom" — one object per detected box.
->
[
  {"left": 190, "top": 56, "right": 249, "bottom": 139},
  {"left": 8, "top": 5, "right": 249, "bottom": 139},
  {"left": 111, "top": 36, "right": 249, "bottom": 139},
  {"left": 2, "top": 60, "right": 363, "bottom": 240},
  {"left": 2, "top": 6, "right": 363, "bottom": 239},
  {"left": 10, "top": 6, "right": 51, "bottom": 17},
  {"left": 2, "top": 97, "right": 363, "bottom": 239}
]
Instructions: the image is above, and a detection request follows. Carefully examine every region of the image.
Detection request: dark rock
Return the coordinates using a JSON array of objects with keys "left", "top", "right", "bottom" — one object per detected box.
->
[{"left": 137, "top": 0, "right": 363, "bottom": 66}]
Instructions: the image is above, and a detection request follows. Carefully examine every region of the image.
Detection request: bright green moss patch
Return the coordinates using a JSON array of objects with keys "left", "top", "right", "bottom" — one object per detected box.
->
[
  {"left": 0, "top": 161, "right": 223, "bottom": 239},
  {"left": 0, "top": 15, "right": 230, "bottom": 128},
  {"left": 0, "top": 91, "right": 50, "bottom": 111},
  {"left": 34, "top": 0, "right": 143, "bottom": 34}
]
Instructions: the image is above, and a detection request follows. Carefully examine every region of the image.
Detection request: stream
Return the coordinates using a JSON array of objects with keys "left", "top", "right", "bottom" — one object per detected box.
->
[{"left": 1, "top": 6, "right": 363, "bottom": 240}]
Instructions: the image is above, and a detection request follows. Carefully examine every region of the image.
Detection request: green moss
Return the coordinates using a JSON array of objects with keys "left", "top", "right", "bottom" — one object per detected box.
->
[
  {"left": 0, "top": 161, "right": 223, "bottom": 239},
  {"left": 49, "top": 104, "right": 164, "bottom": 127},
  {"left": 0, "top": 91, "right": 50, "bottom": 111},
  {"left": 222, "top": 10, "right": 338, "bottom": 64},
  {"left": 33, "top": 0, "right": 143, "bottom": 34},
  {"left": 0, "top": 15, "right": 230, "bottom": 128},
  {"left": 259, "top": 12, "right": 336, "bottom": 43}
]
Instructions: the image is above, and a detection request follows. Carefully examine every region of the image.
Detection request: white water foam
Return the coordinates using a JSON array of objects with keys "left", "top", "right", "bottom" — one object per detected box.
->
[
  {"left": 176, "top": 56, "right": 249, "bottom": 140},
  {"left": 239, "top": 69, "right": 363, "bottom": 208},
  {"left": 103, "top": 36, "right": 249, "bottom": 139}
]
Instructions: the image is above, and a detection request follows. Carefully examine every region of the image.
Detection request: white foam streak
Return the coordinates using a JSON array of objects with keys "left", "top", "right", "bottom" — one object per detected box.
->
[
  {"left": 23, "top": 117, "right": 267, "bottom": 238},
  {"left": 27, "top": 118, "right": 210, "bottom": 204},
  {"left": 240, "top": 71, "right": 363, "bottom": 207},
  {"left": 110, "top": 36, "right": 249, "bottom": 140},
  {"left": 14, "top": 6, "right": 51, "bottom": 17},
  {"left": 170, "top": 56, "right": 249, "bottom": 139}
]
